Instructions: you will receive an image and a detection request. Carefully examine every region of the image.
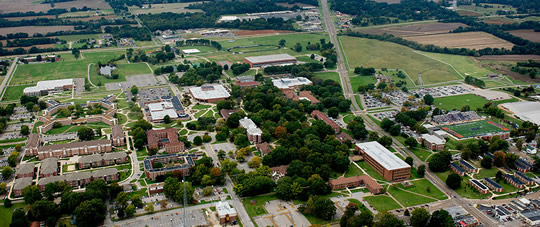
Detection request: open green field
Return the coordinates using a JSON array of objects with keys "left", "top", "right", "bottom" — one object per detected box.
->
[
  {"left": 0, "top": 203, "right": 26, "bottom": 227},
  {"left": 435, "top": 171, "right": 491, "bottom": 199},
  {"left": 434, "top": 94, "right": 490, "bottom": 111},
  {"left": 388, "top": 186, "right": 438, "bottom": 207},
  {"left": 396, "top": 179, "right": 447, "bottom": 200},
  {"left": 11, "top": 50, "right": 124, "bottom": 85},
  {"left": 228, "top": 45, "right": 280, "bottom": 53},
  {"left": 116, "top": 63, "right": 152, "bottom": 76},
  {"left": 473, "top": 167, "right": 500, "bottom": 179},
  {"left": 409, "top": 148, "right": 433, "bottom": 162},
  {"left": 442, "top": 119, "right": 508, "bottom": 139},
  {"left": 242, "top": 194, "right": 278, "bottom": 217},
  {"left": 458, "top": 3, "right": 516, "bottom": 16},
  {"left": 344, "top": 164, "right": 365, "bottom": 177},
  {"left": 314, "top": 71, "right": 340, "bottom": 83},
  {"left": 340, "top": 36, "right": 461, "bottom": 85},
  {"left": 2, "top": 85, "right": 32, "bottom": 101},
  {"left": 349, "top": 75, "right": 377, "bottom": 90},
  {"left": 57, "top": 33, "right": 107, "bottom": 42},
  {"left": 356, "top": 161, "right": 387, "bottom": 182},
  {"left": 364, "top": 195, "right": 402, "bottom": 211}
]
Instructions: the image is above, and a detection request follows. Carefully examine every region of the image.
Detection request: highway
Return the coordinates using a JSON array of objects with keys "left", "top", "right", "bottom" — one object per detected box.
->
[{"left": 319, "top": 0, "right": 497, "bottom": 226}]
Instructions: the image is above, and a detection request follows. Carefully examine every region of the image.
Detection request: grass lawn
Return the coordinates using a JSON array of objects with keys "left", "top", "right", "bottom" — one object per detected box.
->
[
  {"left": 116, "top": 113, "right": 127, "bottom": 124},
  {"left": 303, "top": 213, "right": 337, "bottom": 225},
  {"left": 314, "top": 71, "right": 340, "bottom": 84},
  {"left": 116, "top": 63, "right": 152, "bottom": 76},
  {"left": 349, "top": 75, "right": 377, "bottom": 91},
  {"left": 364, "top": 195, "right": 402, "bottom": 211},
  {"left": 57, "top": 33, "right": 105, "bottom": 42},
  {"left": 409, "top": 148, "right": 432, "bottom": 162},
  {"left": 0, "top": 203, "right": 26, "bottom": 227},
  {"left": 343, "top": 115, "right": 355, "bottom": 124},
  {"left": 340, "top": 36, "right": 460, "bottom": 85},
  {"left": 344, "top": 164, "right": 365, "bottom": 177},
  {"left": 192, "top": 104, "right": 211, "bottom": 110},
  {"left": 355, "top": 95, "right": 363, "bottom": 109},
  {"left": 45, "top": 125, "right": 72, "bottom": 135},
  {"left": 473, "top": 167, "right": 500, "bottom": 179},
  {"left": 434, "top": 94, "right": 490, "bottom": 111},
  {"left": 397, "top": 179, "right": 447, "bottom": 200},
  {"left": 241, "top": 194, "right": 278, "bottom": 217},
  {"left": 348, "top": 199, "right": 372, "bottom": 215},
  {"left": 356, "top": 161, "right": 387, "bottom": 182},
  {"left": 418, "top": 51, "right": 496, "bottom": 79},
  {"left": 435, "top": 170, "right": 491, "bottom": 199},
  {"left": 388, "top": 186, "right": 437, "bottom": 207},
  {"left": 2, "top": 85, "right": 33, "bottom": 101}
]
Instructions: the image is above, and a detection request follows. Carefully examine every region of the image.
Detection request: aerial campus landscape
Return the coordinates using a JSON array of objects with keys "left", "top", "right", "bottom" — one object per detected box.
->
[{"left": 0, "top": 0, "right": 539, "bottom": 227}]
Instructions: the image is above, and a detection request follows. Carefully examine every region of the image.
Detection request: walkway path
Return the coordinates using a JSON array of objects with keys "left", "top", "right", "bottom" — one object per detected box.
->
[
  {"left": 0, "top": 57, "right": 18, "bottom": 100},
  {"left": 87, "top": 64, "right": 97, "bottom": 87}
]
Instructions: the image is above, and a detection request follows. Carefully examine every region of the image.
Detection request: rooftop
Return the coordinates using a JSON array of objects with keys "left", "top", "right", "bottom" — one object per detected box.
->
[
  {"left": 190, "top": 85, "right": 231, "bottom": 100},
  {"left": 40, "top": 158, "right": 58, "bottom": 175},
  {"left": 13, "top": 177, "right": 33, "bottom": 190},
  {"left": 38, "top": 175, "right": 64, "bottom": 186},
  {"left": 521, "top": 209, "right": 540, "bottom": 222},
  {"left": 272, "top": 77, "right": 312, "bottom": 89},
  {"left": 112, "top": 125, "right": 124, "bottom": 139},
  {"left": 38, "top": 139, "right": 111, "bottom": 153},
  {"left": 421, "top": 134, "right": 446, "bottom": 145},
  {"left": 356, "top": 141, "right": 410, "bottom": 170},
  {"left": 23, "top": 79, "right": 74, "bottom": 93},
  {"left": 16, "top": 163, "right": 35, "bottom": 175},
  {"left": 239, "top": 117, "right": 262, "bottom": 135},
  {"left": 216, "top": 201, "right": 237, "bottom": 217},
  {"left": 244, "top": 54, "right": 296, "bottom": 64}
]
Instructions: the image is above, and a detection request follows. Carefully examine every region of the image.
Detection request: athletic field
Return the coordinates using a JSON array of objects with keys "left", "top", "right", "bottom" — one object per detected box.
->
[{"left": 441, "top": 120, "right": 508, "bottom": 138}]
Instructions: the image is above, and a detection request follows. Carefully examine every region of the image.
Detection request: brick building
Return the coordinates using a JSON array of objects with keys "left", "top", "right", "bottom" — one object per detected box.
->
[
  {"left": 239, "top": 117, "right": 262, "bottom": 144},
  {"left": 219, "top": 109, "right": 238, "bottom": 120},
  {"left": 421, "top": 134, "right": 445, "bottom": 151},
  {"left": 483, "top": 178, "right": 503, "bottom": 193},
  {"left": 355, "top": 141, "right": 410, "bottom": 182},
  {"left": 15, "top": 163, "right": 35, "bottom": 179},
  {"left": 77, "top": 152, "right": 128, "bottom": 169},
  {"left": 503, "top": 174, "right": 524, "bottom": 189},
  {"left": 39, "top": 158, "right": 59, "bottom": 178},
  {"left": 469, "top": 179, "right": 489, "bottom": 194},
  {"left": 311, "top": 110, "right": 341, "bottom": 133},
  {"left": 112, "top": 125, "right": 126, "bottom": 146},
  {"left": 143, "top": 154, "right": 196, "bottom": 180},
  {"left": 12, "top": 177, "right": 33, "bottom": 197},
  {"left": 37, "top": 139, "right": 113, "bottom": 160},
  {"left": 329, "top": 175, "right": 383, "bottom": 194},
  {"left": 147, "top": 128, "right": 185, "bottom": 153},
  {"left": 190, "top": 85, "right": 231, "bottom": 103},
  {"left": 450, "top": 163, "right": 466, "bottom": 176},
  {"left": 459, "top": 160, "right": 479, "bottom": 174},
  {"left": 37, "top": 175, "right": 64, "bottom": 191},
  {"left": 216, "top": 201, "right": 238, "bottom": 224}
]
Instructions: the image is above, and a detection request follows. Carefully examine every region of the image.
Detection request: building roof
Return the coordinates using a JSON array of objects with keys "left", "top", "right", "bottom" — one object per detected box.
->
[
  {"left": 483, "top": 177, "right": 502, "bottom": 189},
  {"left": 237, "top": 76, "right": 255, "bottom": 83},
  {"left": 336, "top": 131, "right": 353, "bottom": 143},
  {"left": 450, "top": 163, "right": 465, "bottom": 173},
  {"left": 469, "top": 179, "right": 487, "bottom": 190},
  {"left": 23, "top": 79, "right": 74, "bottom": 93},
  {"left": 16, "top": 163, "right": 35, "bottom": 175},
  {"left": 79, "top": 154, "right": 102, "bottom": 164},
  {"left": 312, "top": 110, "right": 340, "bottom": 132},
  {"left": 150, "top": 108, "right": 178, "bottom": 121},
  {"left": 40, "top": 158, "right": 58, "bottom": 175},
  {"left": 271, "top": 165, "right": 288, "bottom": 175},
  {"left": 515, "top": 171, "right": 533, "bottom": 182},
  {"left": 38, "top": 175, "right": 64, "bottom": 186},
  {"left": 147, "top": 128, "right": 182, "bottom": 148},
  {"left": 65, "top": 171, "right": 91, "bottom": 181},
  {"left": 112, "top": 125, "right": 124, "bottom": 139},
  {"left": 190, "top": 85, "right": 231, "bottom": 100},
  {"left": 13, "top": 177, "right": 33, "bottom": 190},
  {"left": 25, "top": 133, "right": 40, "bottom": 149},
  {"left": 521, "top": 209, "right": 540, "bottom": 222},
  {"left": 272, "top": 77, "right": 312, "bottom": 89},
  {"left": 99, "top": 65, "right": 116, "bottom": 76},
  {"left": 239, "top": 117, "right": 262, "bottom": 135},
  {"left": 92, "top": 168, "right": 118, "bottom": 178},
  {"left": 329, "top": 175, "right": 383, "bottom": 190},
  {"left": 459, "top": 160, "right": 476, "bottom": 170},
  {"left": 256, "top": 142, "right": 271, "bottom": 155},
  {"left": 216, "top": 201, "right": 237, "bottom": 217},
  {"left": 38, "top": 139, "right": 111, "bottom": 153},
  {"left": 501, "top": 101, "right": 540, "bottom": 125},
  {"left": 220, "top": 109, "right": 238, "bottom": 119},
  {"left": 182, "top": 49, "right": 200, "bottom": 54},
  {"left": 170, "top": 96, "right": 185, "bottom": 112},
  {"left": 355, "top": 141, "right": 410, "bottom": 170},
  {"left": 104, "top": 152, "right": 127, "bottom": 160},
  {"left": 422, "top": 134, "right": 446, "bottom": 145},
  {"left": 244, "top": 54, "right": 296, "bottom": 64}
]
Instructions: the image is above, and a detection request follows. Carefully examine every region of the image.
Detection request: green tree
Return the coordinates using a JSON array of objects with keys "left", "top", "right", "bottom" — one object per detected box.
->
[
  {"left": 446, "top": 173, "right": 461, "bottom": 189},
  {"left": 493, "top": 151, "right": 506, "bottom": 167},
  {"left": 417, "top": 164, "right": 426, "bottom": 177},
  {"left": 77, "top": 127, "right": 95, "bottom": 141},
  {"left": 10, "top": 208, "right": 28, "bottom": 227},
  {"left": 328, "top": 107, "right": 339, "bottom": 118},
  {"left": 31, "top": 200, "right": 58, "bottom": 221},
  {"left": 4, "top": 198, "right": 12, "bottom": 208},
  {"left": 203, "top": 186, "right": 213, "bottom": 196},
  {"left": 193, "top": 136, "right": 203, "bottom": 146},
  {"left": 163, "top": 115, "right": 171, "bottom": 124},
  {"left": 428, "top": 209, "right": 454, "bottom": 227},
  {"left": 405, "top": 157, "right": 413, "bottom": 166},
  {"left": 411, "top": 208, "right": 431, "bottom": 227},
  {"left": 299, "top": 196, "right": 336, "bottom": 220},
  {"left": 423, "top": 94, "right": 434, "bottom": 105},
  {"left": 0, "top": 182, "right": 7, "bottom": 195},
  {"left": 131, "top": 85, "right": 139, "bottom": 95},
  {"left": 20, "top": 125, "right": 29, "bottom": 135},
  {"left": 294, "top": 43, "right": 302, "bottom": 52},
  {"left": 279, "top": 39, "right": 286, "bottom": 47},
  {"left": 481, "top": 156, "right": 493, "bottom": 169},
  {"left": 132, "top": 195, "right": 144, "bottom": 208},
  {"left": 405, "top": 137, "right": 418, "bottom": 149},
  {"left": 174, "top": 182, "right": 195, "bottom": 204},
  {"left": 373, "top": 211, "right": 405, "bottom": 227},
  {"left": 7, "top": 151, "right": 19, "bottom": 167},
  {"left": 22, "top": 185, "right": 42, "bottom": 204},
  {"left": 2, "top": 166, "right": 13, "bottom": 179},
  {"left": 428, "top": 150, "right": 451, "bottom": 172},
  {"left": 74, "top": 199, "right": 107, "bottom": 227},
  {"left": 125, "top": 204, "right": 136, "bottom": 217},
  {"left": 144, "top": 203, "right": 154, "bottom": 213}
]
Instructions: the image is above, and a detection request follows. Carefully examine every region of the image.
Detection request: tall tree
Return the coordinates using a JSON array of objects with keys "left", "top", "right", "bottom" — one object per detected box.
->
[
  {"left": 74, "top": 199, "right": 107, "bottom": 227},
  {"left": 410, "top": 208, "right": 431, "bottom": 227}
]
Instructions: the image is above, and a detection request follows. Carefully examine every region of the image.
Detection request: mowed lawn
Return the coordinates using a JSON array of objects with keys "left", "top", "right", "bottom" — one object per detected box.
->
[
  {"left": 340, "top": 36, "right": 460, "bottom": 85},
  {"left": 364, "top": 195, "right": 402, "bottom": 211},
  {"left": 419, "top": 51, "right": 497, "bottom": 79},
  {"left": 11, "top": 50, "right": 124, "bottom": 85},
  {"left": 314, "top": 72, "right": 340, "bottom": 84},
  {"left": 434, "top": 94, "right": 489, "bottom": 111},
  {"left": 387, "top": 186, "right": 438, "bottom": 207},
  {"left": 0, "top": 203, "right": 26, "bottom": 227},
  {"left": 396, "top": 179, "right": 447, "bottom": 200},
  {"left": 2, "top": 85, "right": 32, "bottom": 101}
]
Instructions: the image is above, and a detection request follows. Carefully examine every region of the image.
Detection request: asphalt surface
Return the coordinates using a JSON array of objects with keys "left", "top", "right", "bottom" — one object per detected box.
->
[{"left": 0, "top": 57, "right": 18, "bottom": 100}]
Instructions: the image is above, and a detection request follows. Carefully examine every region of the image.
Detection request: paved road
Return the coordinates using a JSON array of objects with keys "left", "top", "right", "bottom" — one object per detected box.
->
[
  {"left": 0, "top": 57, "right": 18, "bottom": 100},
  {"left": 320, "top": 0, "right": 497, "bottom": 226}
]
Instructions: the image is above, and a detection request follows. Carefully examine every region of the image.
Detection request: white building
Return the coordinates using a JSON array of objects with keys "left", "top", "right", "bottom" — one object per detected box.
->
[
  {"left": 181, "top": 49, "right": 200, "bottom": 54},
  {"left": 148, "top": 102, "right": 179, "bottom": 123},
  {"left": 23, "top": 79, "right": 75, "bottom": 96},
  {"left": 271, "top": 77, "right": 312, "bottom": 90},
  {"left": 216, "top": 201, "right": 237, "bottom": 224},
  {"left": 189, "top": 85, "right": 231, "bottom": 103},
  {"left": 239, "top": 117, "right": 262, "bottom": 144}
]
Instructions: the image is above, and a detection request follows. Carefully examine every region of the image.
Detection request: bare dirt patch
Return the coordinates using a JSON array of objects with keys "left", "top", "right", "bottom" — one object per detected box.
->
[
  {"left": 482, "top": 18, "right": 515, "bottom": 25},
  {"left": 475, "top": 55, "right": 540, "bottom": 61},
  {"left": 0, "top": 0, "right": 110, "bottom": 13},
  {"left": 404, "top": 32, "right": 514, "bottom": 50},
  {"left": 0, "top": 26, "right": 75, "bottom": 36},
  {"left": 232, "top": 30, "right": 294, "bottom": 36},
  {"left": 457, "top": 10, "right": 482, "bottom": 17},
  {"left": 359, "top": 22, "right": 467, "bottom": 37},
  {"left": 509, "top": 29, "right": 540, "bottom": 42}
]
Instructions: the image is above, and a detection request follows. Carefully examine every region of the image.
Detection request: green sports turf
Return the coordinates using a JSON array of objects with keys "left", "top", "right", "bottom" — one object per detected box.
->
[
  {"left": 434, "top": 94, "right": 490, "bottom": 111},
  {"left": 442, "top": 120, "right": 508, "bottom": 138}
]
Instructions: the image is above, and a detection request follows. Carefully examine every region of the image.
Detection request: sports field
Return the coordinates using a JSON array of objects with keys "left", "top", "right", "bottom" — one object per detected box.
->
[
  {"left": 434, "top": 94, "right": 489, "bottom": 111},
  {"left": 442, "top": 120, "right": 509, "bottom": 138},
  {"left": 340, "top": 36, "right": 461, "bottom": 85}
]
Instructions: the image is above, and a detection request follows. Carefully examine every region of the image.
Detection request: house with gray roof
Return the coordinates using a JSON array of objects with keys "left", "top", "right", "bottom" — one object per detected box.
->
[
  {"left": 12, "top": 177, "right": 33, "bottom": 197},
  {"left": 37, "top": 175, "right": 65, "bottom": 191},
  {"left": 16, "top": 163, "right": 35, "bottom": 178},
  {"left": 65, "top": 172, "right": 92, "bottom": 187},
  {"left": 40, "top": 158, "right": 59, "bottom": 178}
]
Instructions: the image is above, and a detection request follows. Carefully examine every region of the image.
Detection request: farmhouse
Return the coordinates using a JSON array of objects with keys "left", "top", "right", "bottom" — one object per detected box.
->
[
  {"left": 272, "top": 77, "right": 312, "bottom": 90},
  {"left": 244, "top": 54, "right": 297, "bottom": 67},
  {"left": 23, "top": 79, "right": 75, "bottom": 96},
  {"left": 147, "top": 128, "right": 185, "bottom": 153},
  {"left": 329, "top": 176, "right": 383, "bottom": 194},
  {"left": 355, "top": 141, "right": 411, "bottom": 182},
  {"left": 239, "top": 117, "right": 263, "bottom": 144},
  {"left": 190, "top": 85, "right": 231, "bottom": 103}
]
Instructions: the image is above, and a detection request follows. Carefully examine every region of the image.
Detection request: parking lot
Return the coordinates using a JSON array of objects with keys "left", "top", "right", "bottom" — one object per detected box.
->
[
  {"left": 115, "top": 208, "right": 208, "bottom": 227},
  {"left": 40, "top": 132, "right": 78, "bottom": 143},
  {"left": 372, "top": 111, "right": 398, "bottom": 121},
  {"left": 364, "top": 93, "right": 390, "bottom": 109},
  {"left": 137, "top": 87, "right": 172, "bottom": 107},
  {"left": 105, "top": 74, "right": 160, "bottom": 91},
  {"left": 409, "top": 85, "right": 472, "bottom": 98}
]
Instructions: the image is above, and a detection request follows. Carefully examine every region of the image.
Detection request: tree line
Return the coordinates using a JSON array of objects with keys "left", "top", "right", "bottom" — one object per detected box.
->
[
  {"left": 0, "top": 29, "right": 102, "bottom": 40},
  {"left": 3, "top": 37, "right": 62, "bottom": 47},
  {"left": 104, "top": 25, "right": 152, "bottom": 41},
  {"left": 0, "top": 46, "right": 68, "bottom": 56},
  {"left": 169, "top": 62, "right": 223, "bottom": 85},
  {"left": 263, "top": 62, "right": 324, "bottom": 74},
  {"left": 0, "top": 7, "right": 92, "bottom": 18},
  {"left": 176, "top": 39, "right": 222, "bottom": 50},
  {"left": 0, "top": 17, "right": 136, "bottom": 28}
]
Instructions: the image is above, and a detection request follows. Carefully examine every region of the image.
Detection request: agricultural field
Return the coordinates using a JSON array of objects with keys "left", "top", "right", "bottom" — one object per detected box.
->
[
  {"left": 481, "top": 17, "right": 516, "bottom": 25},
  {"left": 0, "top": 0, "right": 110, "bottom": 13},
  {"left": 340, "top": 36, "right": 460, "bottom": 85},
  {"left": 404, "top": 32, "right": 514, "bottom": 50},
  {"left": 232, "top": 29, "right": 294, "bottom": 37},
  {"left": 441, "top": 119, "right": 509, "bottom": 139},
  {"left": 357, "top": 22, "right": 467, "bottom": 37},
  {"left": 457, "top": 3, "right": 516, "bottom": 16},
  {"left": 508, "top": 30, "right": 540, "bottom": 43},
  {"left": 128, "top": 2, "right": 203, "bottom": 15},
  {"left": 433, "top": 94, "right": 490, "bottom": 111},
  {"left": 0, "top": 26, "right": 75, "bottom": 36}
]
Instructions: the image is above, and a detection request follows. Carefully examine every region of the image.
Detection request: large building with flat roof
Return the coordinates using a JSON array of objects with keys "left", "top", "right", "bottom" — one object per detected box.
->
[
  {"left": 272, "top": 77, "right": 312, "bottom": 90},
  {"left": 190, "top": 85, "right": 231, "bottom": 103},
  {"left": 23, "top": 79, "right": 74, "bottom": 96},
  {"left": 244, "top": 54, "right": 297, "bottom": 67},
  {"left": 355, "top": 141, "right": 411, "bottom": 181},
  {"left": 239, "top": 117, "right": 262, "bottom": 144}
]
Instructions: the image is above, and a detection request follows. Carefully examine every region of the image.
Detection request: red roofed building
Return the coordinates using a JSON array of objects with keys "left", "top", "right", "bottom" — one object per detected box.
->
[
  {"left": 235, "top": 80, "right": 260, "bottom": 88},
  {"left": 147, "top": 128, "right": 185, "bottom": 153},
  {"left": 220, "top": 109, "right": 238, "bottom": 120},
  {"left": 329, "top": 176, "right": 383, "bottom": 194},
  {"left": 311, "top": 110, "right": 341, "bottom": 133},
  {"left": 282, "top": 90, "right": 320, "bottom": 104},
  {"left": 256, "top": 142, "right": 272, "bottom": 156}
]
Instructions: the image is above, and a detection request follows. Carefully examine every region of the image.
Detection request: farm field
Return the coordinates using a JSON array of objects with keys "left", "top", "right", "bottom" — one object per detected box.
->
[
  {"left": 0, "top": 26, "right": 75, "bottom": 36},
  {"left": 418, "top": 51, "right": 496, "bottom": 79},
  {"left": 457, "top": 3, "right": 516, "bottom": 16},
  {"left": 433, "top": 94, "right": 489, "bottom": 111},
  {"left": 475, "top": 55, "right": 540, "bottom": 61},
  {"left": 10, "top": 50, "right": 124, "bottom": 85},
  {"left": 232, "top": 29, "right": 295, "bottom": 37},
  {"left": 508, "top": 30, "right": 540, "bottom": 43},
  {"left": 357, "top": 22, "right": 467, "bottom": 37},
  {"left": 128, "top": 2, "right": 203, "bottom": 15},
  {"left": 481, "top": 17, "right": 516, "bottom": 25},
  {"left": 442, "top": 119, "right": 508, "bottom": 139},
  {"left": 340, "top": 36, "right": 460, "bottom": 85},
  {"left": 0, "top": 0, "right": 110, "bottom": 13},
  {"left": 404, "top": 32, "right": 514, "bottom": 50},
  {"left": 57, "top": 33, "right": 107, "bottom": 42}
]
